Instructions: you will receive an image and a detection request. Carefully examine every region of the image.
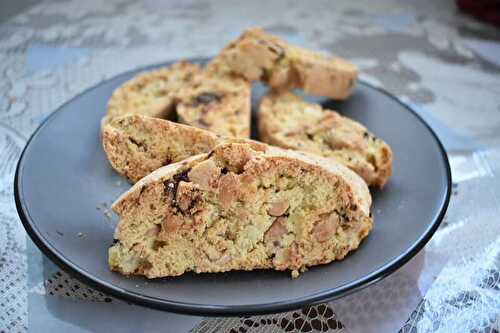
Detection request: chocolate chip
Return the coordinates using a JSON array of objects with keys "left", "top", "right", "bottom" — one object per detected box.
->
[
  {"left": 152, "top": 240, "right": 167, "bottom": 250},
  {"left": 128, "top": 137, "right": 147, "bottom": 151},
  {"left": 163, "top": 156, "right": 172, "bottom": 165},
  {"left": 163, "top": 168, "right": 191, "bottom": 202},
  {"left": 221, "top": 167, "right": 229, "bottom": 174},
  {"left": 163, "top": 180, "right": 176, "bottom": 197},
  {"left": 173, "top": 169, "right": 190, "bottom": 183},
  {"left": 193, "top": 92, "right": 221, "bottom": 106}
]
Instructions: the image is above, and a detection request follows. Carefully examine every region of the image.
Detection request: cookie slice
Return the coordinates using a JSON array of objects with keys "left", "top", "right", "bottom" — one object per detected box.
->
[
  {"left": 214, "top": 27, "right": 358, "bottom": 99},
  {"left": 259, "top": 91, "right": 392, "bottom": 187},
  {"left": 102, "top": 114, "right": 263, "bottom": 183},
  {"left": 104, "top": 61, "right": 201, "bottom": 124},
  {"left": 175, "top": 70, "right": 251, "bottom": 138},
  {"left": 109, "top": 142, "right": 372, "bottom": 278}
]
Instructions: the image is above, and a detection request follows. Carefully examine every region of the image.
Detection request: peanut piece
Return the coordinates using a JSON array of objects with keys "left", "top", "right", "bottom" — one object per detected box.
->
[
  {"left": 313, "top": 213, "right": 339, "bottom": 242},
  {"left": 264, "top": 217, "right": 288, "bottom": 243},
  {"left": 188, "top": 159, "right": 221, "bottom": 190},
  {"left": 267, "top": 199, "right": 289, "bottom": 217}
]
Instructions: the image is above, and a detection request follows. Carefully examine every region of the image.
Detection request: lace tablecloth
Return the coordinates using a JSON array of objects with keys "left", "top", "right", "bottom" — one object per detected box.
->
[{"left": 1, "top": 0, "right": 499, "bottom": 332}]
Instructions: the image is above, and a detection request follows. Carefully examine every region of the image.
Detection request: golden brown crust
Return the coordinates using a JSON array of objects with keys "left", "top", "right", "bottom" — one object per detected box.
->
[
  {"left": 109, "top": 143, "right": 372, "bottom": 278},
  {"left": 213, "top": 27, "right": 358, "bottom": 99},
  {"left": 258, "top": 91, "right": 393, "bottom": 187},
  {"left": 102, "top": 114, "right": 264, "bottom": 183},
  {"left": 104, "top": 61, "right": 201, "bottom": 124},
  {"left": 103, "top": 60, "right": 251, "bottom": 138}
]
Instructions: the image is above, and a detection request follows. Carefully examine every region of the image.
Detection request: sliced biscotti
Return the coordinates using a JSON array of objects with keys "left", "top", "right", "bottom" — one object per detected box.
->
[
  {"left": 104, "top": 61, "right": 201, "bottom": 124},
  {"left": 213, "top": 27, "right": 358, "bottom": 99},
  {"left": 102, "top": 114, "right": 264, "bottom": 183},
  {"left": 259, "top": 91, "right": 393, "bottom": 187},
  {"left": 109, "top": 142, "right": 373, "bottom": 278},
  {"left": 175, "top": 69, "right": 251, "bottom": 138}
]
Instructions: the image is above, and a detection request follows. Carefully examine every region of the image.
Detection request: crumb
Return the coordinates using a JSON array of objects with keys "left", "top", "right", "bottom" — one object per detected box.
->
[
  {"left": 77, "top": 232, "right": 86, "bottom": 239},
  {"left": 97, "top": 202, "right": 113, "bottom": 221},
  {"left": 291, "top": 270, "right": 299, "bottom": 278},
  {"left": 104, "top": 211, "right": 112, "bottom": 220}
]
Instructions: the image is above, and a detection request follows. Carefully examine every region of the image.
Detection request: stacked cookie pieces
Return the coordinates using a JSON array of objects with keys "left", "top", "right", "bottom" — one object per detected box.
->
[{"left": 103, "top": 28, "right": 393, "bottom": 278}]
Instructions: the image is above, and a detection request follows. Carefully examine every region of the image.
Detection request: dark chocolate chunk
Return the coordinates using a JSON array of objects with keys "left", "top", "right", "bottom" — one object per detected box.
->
[
  {"left": 163, "top": 168, "right": 191, "bottom": 200},
  {"left": 193, "top": 92, "right": 221, "bottom": 106},
  {"left": 128, "top": 137, "right": 147, "bottom": 151}
]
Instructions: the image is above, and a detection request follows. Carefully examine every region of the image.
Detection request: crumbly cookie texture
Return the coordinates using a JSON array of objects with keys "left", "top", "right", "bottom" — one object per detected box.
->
[
  {"left": 175, "top": 68, "right": 251, "bottom": 138},
  {"left": 259, "top": 91, "right": 393, "bottom": 187},
  {"left": 104, "top": 61, "right": 201, "bottom": 124},
  {"left": 102, "top": 114, "right": 264, "bottom": 183},
  {"left": 109, "top": 142, "right": 373, "bottom": 278},
  {"left": 213, "top": 27, "right": 358, "bottom": 99},
  {"left": 103, "top": 60, "right": 251, "bottom": 138}
]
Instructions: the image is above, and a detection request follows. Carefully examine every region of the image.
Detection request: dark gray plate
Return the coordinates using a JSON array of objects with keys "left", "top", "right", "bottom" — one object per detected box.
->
[{"left": 15, "top": 59, "right": 451, "bottom": 316}]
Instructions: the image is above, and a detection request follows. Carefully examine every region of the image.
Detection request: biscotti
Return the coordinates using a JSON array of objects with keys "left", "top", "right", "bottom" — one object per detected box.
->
[
  {"left": 104, "top": 61, "right": 201, "bottom": 124},
  {"left": 103, "top": 60, "right": 251, "bottom": 138},
  {"left": 259, "top": 91, "right": 393, "bottom": 187},
  {"left": 175, "top": 70, "right": 251, "bottom": 138},
  {"left": 213, "top": 27, "right": 358, "bottom": 99},
  {"left": 109, "top": 142, "right": 373, "bottom": 278},
  {"left": 102, "top": 114, "right": 264, "bottom": 183}
]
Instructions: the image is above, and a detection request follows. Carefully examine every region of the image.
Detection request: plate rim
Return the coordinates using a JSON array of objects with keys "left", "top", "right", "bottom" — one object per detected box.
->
[{"left": 14, "top": 60, "right": 452, "bottom": 316}]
